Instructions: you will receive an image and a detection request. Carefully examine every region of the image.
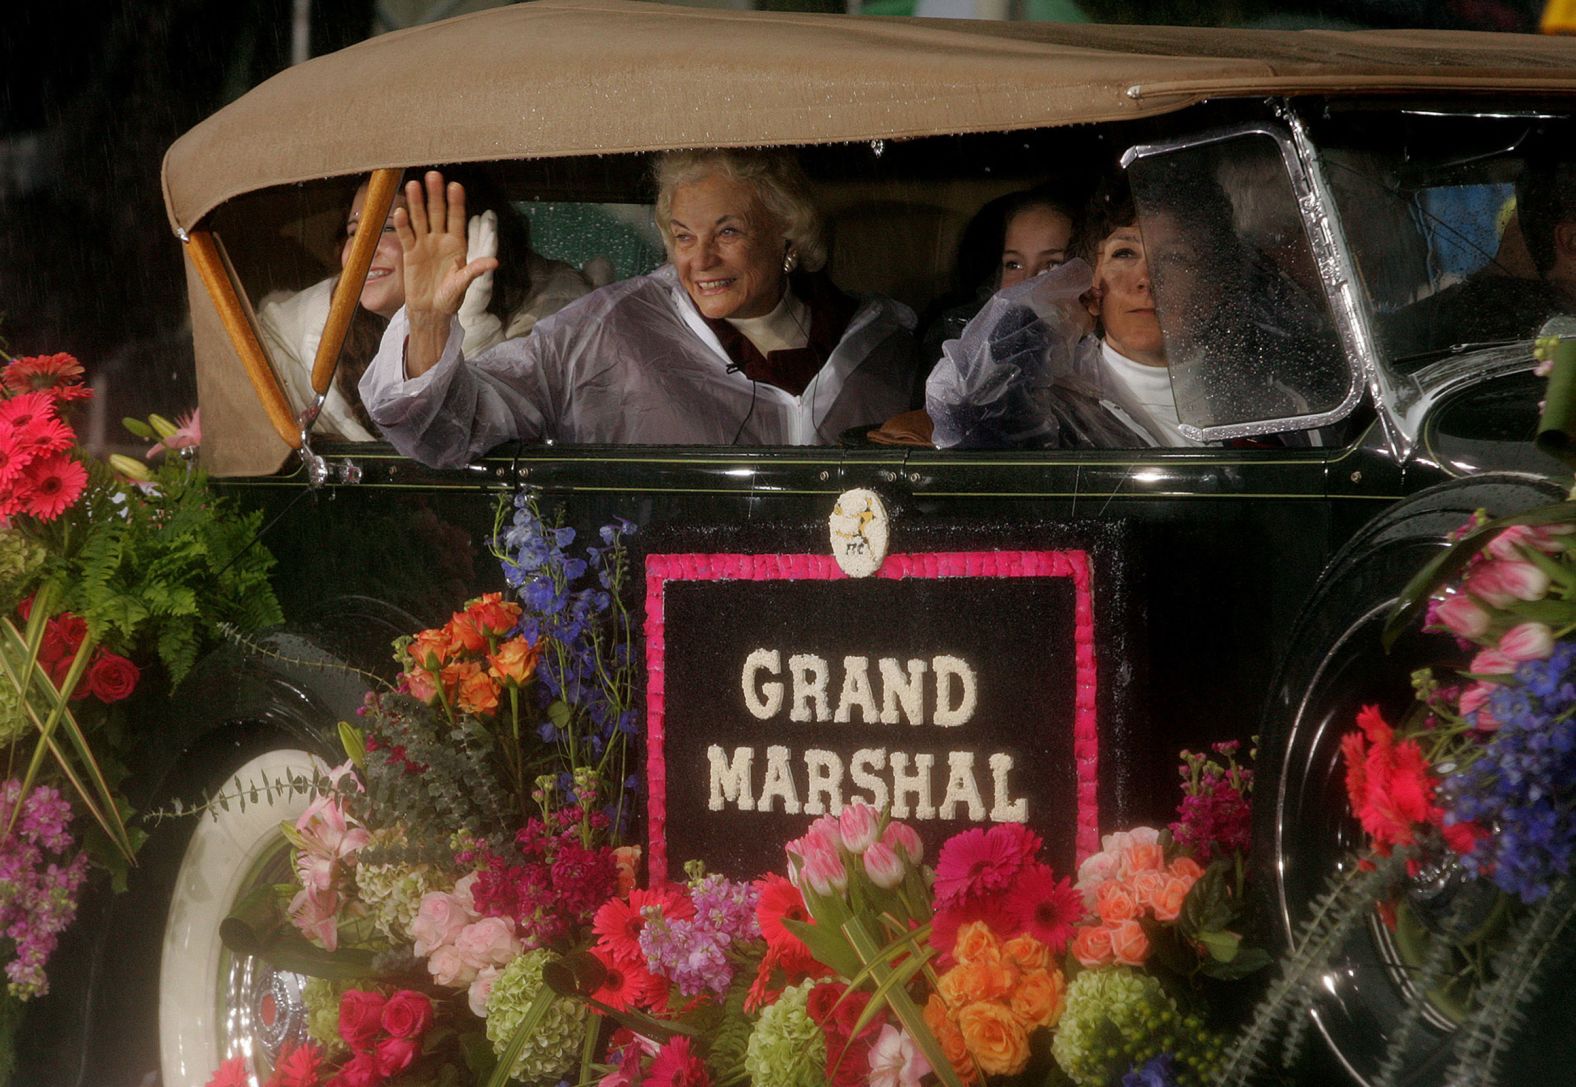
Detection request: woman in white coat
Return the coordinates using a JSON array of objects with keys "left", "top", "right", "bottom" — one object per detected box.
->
[{"left": 359, "top": 150, "right": 916, "bottom": 467}]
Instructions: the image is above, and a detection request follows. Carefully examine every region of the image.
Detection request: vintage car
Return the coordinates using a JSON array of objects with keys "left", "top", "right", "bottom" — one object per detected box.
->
[{"left": 18, "top": 3, "right": 1576, "bottom": 1085}]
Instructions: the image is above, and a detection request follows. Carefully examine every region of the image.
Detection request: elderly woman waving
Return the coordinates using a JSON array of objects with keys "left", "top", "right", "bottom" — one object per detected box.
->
[{"left": 360, "top": 151, "right": 917, "bottom": 466}]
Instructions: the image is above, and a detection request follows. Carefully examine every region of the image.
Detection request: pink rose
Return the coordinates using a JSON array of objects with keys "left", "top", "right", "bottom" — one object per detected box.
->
[
  {"left": 1109, "top": 919, "right": 1150, "bottom": 966},
  {"left": 1432, "top": 594, "right": 1490, "bottom": 640},
  {"left": 427, "top": 943, "right": 477, "bottom": 987},
  {"left": 454, "top": 916, "right": 522, "bottom": 970},
  {"left": 380, "top": 989, "right": 434, "bottom": 1039},
  {"left": 336, "top": 989, "right": 387, "bottom": 1053},
  {"left": 453, "top": 872, "right": 480, "bottom": 914},
  {"left": 863, "top": 841, "right": 905, "bottom": 889},
  {"left": 1120, "top": 842, "right": 1165, "bottom": 877},
  {"left": 1499, "top": 622, "right": 1554, "bottom": 662},
  {"left": 375, "top": 1036, "right": 421, "bottom": 1078},
  {"left": 468, "top": 966, "right": 500, "bottom": 1018},
  {"left": 326, "top": 1051, "right": 381, "bottom": 1087},
  {"left": 410, "top": 890, "right": 472, "bottom": 957}
]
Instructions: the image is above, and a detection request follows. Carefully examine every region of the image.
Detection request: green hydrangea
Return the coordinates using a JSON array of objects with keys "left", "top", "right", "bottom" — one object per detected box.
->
[
  {"left": 485, "top": 949, "right": 586, "bottom": 1084},
  {"left": 301, "top": 976, "right": 356, "bottom": 1058},
  {"left": 1050, "top": 968, "right": 1224, "bottom": 1087},
  {"left": 0, "top": 679, "right": 26, "bottom": 748},
  {"left": 354, "top": 856, "right": 433, "bottom": 944},
  {"left": 0, "top": 529, "right": 44, "bottom": 616},
  {"left": 744, "top": 979, "right": 827, "bottom": 1087}
]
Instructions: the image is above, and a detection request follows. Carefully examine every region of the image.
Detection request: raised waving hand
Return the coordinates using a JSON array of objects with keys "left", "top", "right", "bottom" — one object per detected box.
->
[{"left": 397, "top": 170, "right": 500, "bottom": 377}]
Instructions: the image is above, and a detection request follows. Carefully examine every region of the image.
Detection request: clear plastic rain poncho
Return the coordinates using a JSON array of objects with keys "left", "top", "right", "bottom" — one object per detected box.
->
[
  {"left": 925, "top": 260, "right": 1165, "bottom": 450},
  {"left": 360, "top": 264, "right": 916, "bottom": 467}
]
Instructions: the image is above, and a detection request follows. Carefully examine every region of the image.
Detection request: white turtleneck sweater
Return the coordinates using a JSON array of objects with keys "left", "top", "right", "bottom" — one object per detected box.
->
[
  {"left": 1099, "top": 340, "right": 1201, "bottom": 448},
  {"left": 724, "top": 290, "right": 810, "bottom": 356}
]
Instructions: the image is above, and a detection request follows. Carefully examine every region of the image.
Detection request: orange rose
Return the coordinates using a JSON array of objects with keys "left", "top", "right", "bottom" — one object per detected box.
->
[
  {"left": 924, "top": 994, "right": 978, "bottom": 1084},
  {"left": 406, "top": 628, "right": 450, "bottom": 669},
  {"left": 488, "top": 636, "right": 542, "bottom": 686},
  {"left": 940, "top": 958, "right": 1016, "bottom": 1008},
  {"left": 1096, "top": 881, "right": 1139, "bottom": 924},
  {"left": 447, "top": 614, "right": 487, "bottom": 655},
  {"left": 613, "top": 845, "right": 642, "bottom": 896},
  {"left": 1151, "top": 876, "right": 1193, "bottom": 922},
  {"left": 402, "top": 667, "right": 438, "bottom": 704},
  {"left": 440, "top": 659, "right": 479, "bottom": 703},
  {"left": 957, "top": 1001, "right": 1030, "bottom": 1076},
  {"left": 1001, "top": 933, "right": 1048, "bottom": 972},
  {"left": 1070, "top": 925, "right": 1113, "bottom": 968},
  {"left": 1169, "top": 856, "right": 1205, "bottom": 881},
  {"left": 1122, "top": 842, "right": 1165, "bottom": 875},
  {"left": 953, "top": 920, "right": 1003, "bottom": 967},
  {"left": 1007, "top": 967, "right": 1065, "bottom": 1029},
  {"left": 456, "top": 667, "right": 501, "bottom": 716},
  {"left": 1109, "top": 919, "right": 1150, "bottom": 966},
  {"left": 1130, "top": 870, "right": 1168, "bottom": 912},
  {"left": 466, "top": 592, "right": 522, "bottom": 636}
]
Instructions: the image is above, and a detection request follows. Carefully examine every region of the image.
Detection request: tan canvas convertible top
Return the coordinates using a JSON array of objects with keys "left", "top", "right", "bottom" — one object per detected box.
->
[{"left": 161, "top": 0, "right": 1576, "bottom": 475}]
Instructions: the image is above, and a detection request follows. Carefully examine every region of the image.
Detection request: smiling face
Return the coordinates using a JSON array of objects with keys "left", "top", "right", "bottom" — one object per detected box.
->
[
  {"left": 999, "top": 204, "right": 1074, "bottom": 288},
  {"left": 341, "top": 183, "right": 408, "bottom": 319},
  {"left": 1088, "top": 223, "right": 1167, "bottom": 367},
  {"left": 666, "top": 172, "right": 788, "bottom": 321}
]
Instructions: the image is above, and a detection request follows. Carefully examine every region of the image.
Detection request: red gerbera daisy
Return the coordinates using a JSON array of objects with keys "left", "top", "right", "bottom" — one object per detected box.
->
[
  {"left": 0, "top": 432, "right": 32, "bottom": 489},
  {"left": 2, "top": 353, "right": 88, "bottom": 399},
  {"left": 644, "top": 1036, "right": 711, "bottom": 1087},
  {"left": 19, "top": 453, "right": 88, "bottom": 521},
  {"left": 754, "top": 872, "right": 814, "bottom": 955},
  {"left": 0, "top": 391, "right": 58, "bottom": 431},
  {"left": 1003, "top": 862, "right": 1083, "bottom": 956},
  {"left": 593, "top": 885, "right": 694, "bottom": 966},
  {"left": 11, "top": 414, "right": 74, "bottom": 459},
  {"left": 204, "top": 1056, "right": 250, "bottom": 1087},
  {"left": 589, "top": 945, "right": 655, "bottom": 1014}
]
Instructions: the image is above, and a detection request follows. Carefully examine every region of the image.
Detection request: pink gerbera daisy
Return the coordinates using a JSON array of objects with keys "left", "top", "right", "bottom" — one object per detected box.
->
[
  {"left": 11, "top": 414, "right": 74, "bottom": 459},
  {"left": 204, "top": 1056, "right": 250, "bottom": 1087},
  {"left": 645, "top": 1036, "right": 711, "bottom": 1087},
  {"left": 19, "top": 453, "right": 87, "bottom": 521},
  {"left": 1004, "top": 862, "right": 1084, "bottom": 956},
  {"left": 0, "top": 432, "right": 32, "bottom": 489},
  {"left": 931, "top": 823, "right": 1042, "bottom": 910}
]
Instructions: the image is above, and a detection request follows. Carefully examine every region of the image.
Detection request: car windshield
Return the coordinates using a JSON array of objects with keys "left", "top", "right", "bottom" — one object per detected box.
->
[{"left": 1312, "top": 106, "right": 1576, "bottom": 372}]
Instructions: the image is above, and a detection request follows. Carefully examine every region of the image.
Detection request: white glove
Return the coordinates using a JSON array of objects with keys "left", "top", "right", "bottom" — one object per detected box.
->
[{"left": 458, "top": 209, "right": 504, "bottom": 354}]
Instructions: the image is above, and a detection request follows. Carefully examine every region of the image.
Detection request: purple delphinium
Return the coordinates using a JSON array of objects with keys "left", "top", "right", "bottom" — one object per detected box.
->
[
  {"left": 0, "top": 780, "right": 89, "bottom": 999},
  {"left": 638, "top": 876, "right": 761, "bottom": 997},
  {"left": 1443, "top": 640, "right": 1576, "bottom": 903}
]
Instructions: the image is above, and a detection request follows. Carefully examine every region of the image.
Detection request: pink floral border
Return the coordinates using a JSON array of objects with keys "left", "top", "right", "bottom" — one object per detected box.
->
[{"left": 642, "top": 550, "right": 1099, "bottom": 882}]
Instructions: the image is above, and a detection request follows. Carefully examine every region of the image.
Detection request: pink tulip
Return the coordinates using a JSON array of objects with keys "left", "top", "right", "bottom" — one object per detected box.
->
[
  {"left": 838, "top": 803, "right": 880, "bottom": 853},
  {"left": 863, "top": 841, "right": 906, "bottom": 889},
  {"left": 1499, "top": 621, "right": 1555, "bottom": 662},
  {"left": 1431, "top": 594, "right": 1491, "bottom": 640},
  {"left": 1458, "top": 681, "right": 1499, "bottom": 729},
  {"left": 882, "top": 821, "right": 924, "bottom": 866},
  {"left": 802, "top": 849, "right": 848, "bottom": 897},
  {"left": 1485, "top": 523, "right": 1573, "bottom": 561},
  {"left": 1466, "top": 560, "right": 1550, "bottom": 607},
  {"left": 1469, "top": 649, "right": 1517, "bottom": 676}
]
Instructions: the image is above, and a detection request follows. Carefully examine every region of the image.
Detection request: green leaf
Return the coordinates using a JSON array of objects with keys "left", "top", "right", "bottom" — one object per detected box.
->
[
  {"left": 782, "top": 916, "right": 864, "bottom": 980},
  {"left": 548, "top": 700, "right": 572, "bottom": 729},
  {"left": 1179, "top": 860, "right": 1234, "bottom": 938},
  {"left": 1195, "top": 928, "right": 1242, "bottom": 962},
  {"left": 1198, "top": 945, "right": 1272, "bottom": 980}
]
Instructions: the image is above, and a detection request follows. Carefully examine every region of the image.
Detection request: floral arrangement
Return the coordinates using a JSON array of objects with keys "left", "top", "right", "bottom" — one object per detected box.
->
[
  {"left": 0, "top": 351, "right": 281, "bottom": 1037},
  {"left": 206, "top": 477, "right": 1265, "bottom": 1087},
  {"left": 1219, "top": 340, "right": 1576, "bottom": 1086}
]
